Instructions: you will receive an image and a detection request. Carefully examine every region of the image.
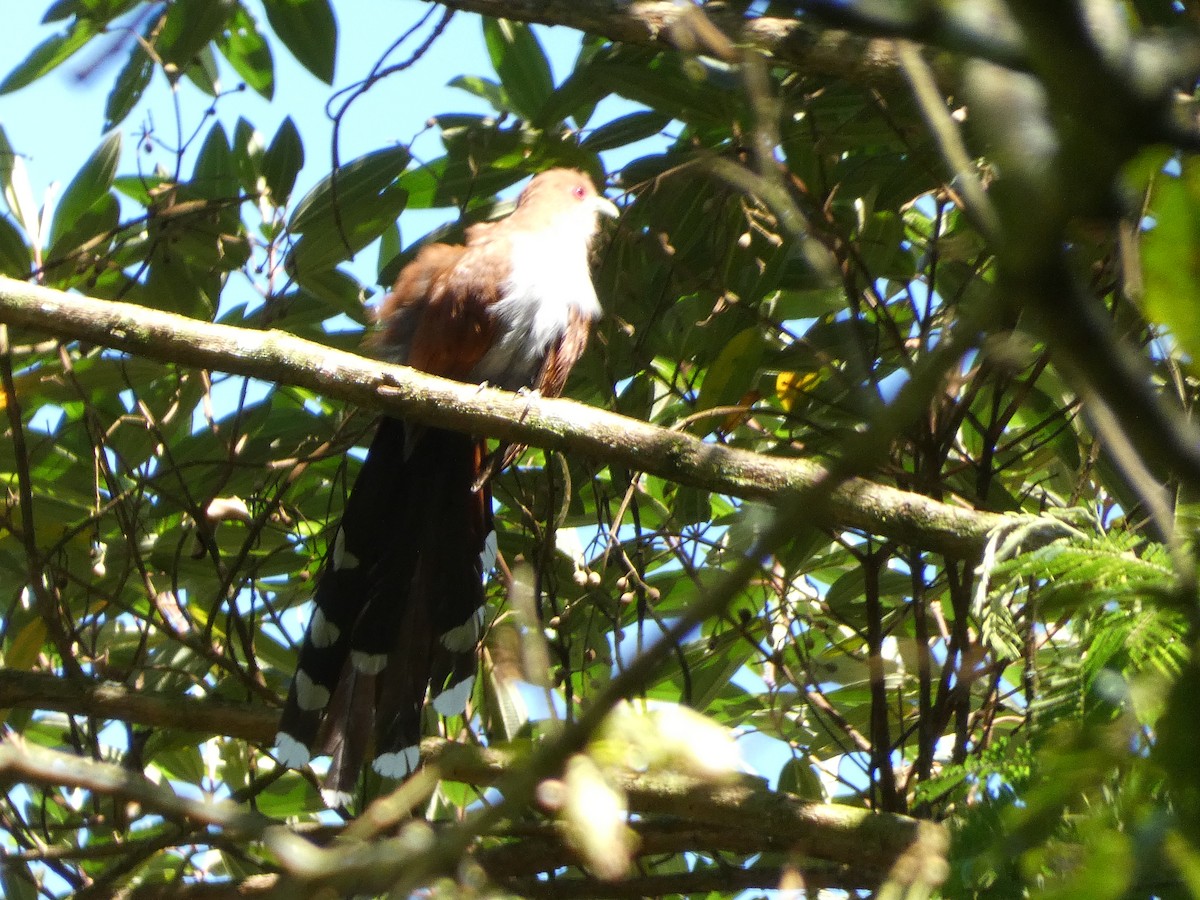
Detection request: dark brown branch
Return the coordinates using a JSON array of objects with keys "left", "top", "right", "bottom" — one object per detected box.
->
[
  {"left": 0, "top": 668, "right": 274, "bottom": 743},
  {"left": 0, "top": 276, "right": 1042, "bottom": 558}
]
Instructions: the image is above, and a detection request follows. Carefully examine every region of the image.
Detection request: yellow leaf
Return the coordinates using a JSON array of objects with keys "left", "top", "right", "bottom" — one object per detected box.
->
[{"left": 776, "top": 370, "right": 822, "bottom": 412}]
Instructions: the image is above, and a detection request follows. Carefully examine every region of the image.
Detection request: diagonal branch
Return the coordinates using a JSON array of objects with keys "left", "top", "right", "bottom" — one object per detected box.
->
[
  {"left": 0, "top": 276, "right": 1035, "bottom": 558},
  {"left": 0, "top": 734, "right": 270, "bottom": 837}
]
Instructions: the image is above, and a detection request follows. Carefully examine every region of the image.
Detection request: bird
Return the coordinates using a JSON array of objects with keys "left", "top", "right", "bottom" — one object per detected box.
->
[{"left": 274, "top": 168, "right": 618, "bottom": 802}]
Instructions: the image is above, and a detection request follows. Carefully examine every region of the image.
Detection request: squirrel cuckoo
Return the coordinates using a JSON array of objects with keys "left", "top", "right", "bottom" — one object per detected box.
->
[{"left": 275, "top": 169, "right": 618, "bottom": 800}]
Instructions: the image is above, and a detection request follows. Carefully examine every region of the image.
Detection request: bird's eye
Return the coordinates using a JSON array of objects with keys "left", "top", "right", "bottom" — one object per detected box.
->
[{"left": 572, "top": 185, "right": 587, "bottom": 200}]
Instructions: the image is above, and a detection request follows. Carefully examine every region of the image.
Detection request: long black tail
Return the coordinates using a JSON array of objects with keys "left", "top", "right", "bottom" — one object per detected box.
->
[{"left": 275, "top": 417, "right": 493, "bottom": 799}]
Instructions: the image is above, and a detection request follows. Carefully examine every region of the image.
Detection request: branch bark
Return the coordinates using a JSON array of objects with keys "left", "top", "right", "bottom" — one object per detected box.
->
[
  {"left": 0, "top": 276, "right": 1033, "bottom": 558},
  {"left": 0, "top": 735, "right": 269, "bottom": 837},
  {"left": 422, "top": 738, "right": 947, "bottom": 887},
  {"left": 0, "top": 668, "right": 274, "bottom": 742},
  {"left": 421, "top": 0, "right": 1028, "bottom": 89}
]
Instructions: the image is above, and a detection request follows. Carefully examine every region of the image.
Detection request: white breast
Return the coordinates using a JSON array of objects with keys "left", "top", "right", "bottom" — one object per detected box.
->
[{"left": 472, "top": 231, "right": 601, "bottom": 390}]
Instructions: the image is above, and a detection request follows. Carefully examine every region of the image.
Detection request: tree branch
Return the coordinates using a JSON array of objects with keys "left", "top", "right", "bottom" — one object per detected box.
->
[
  {"left": 0, "top": 735, "right": 269, "bottom": 837},
  {"left": 421, "top": 0, "right": 1028, "bottom": 89},
  {"left": 423, "top": 738, "right": 947, "bottom": 886},
  {"left": 0, "top": 668, "right": 275, "bottom": 743},
  {"left": 0, "top": 276, "right": 1037, "bottom": 558},
  {"left": 1, "top": 671, "right": 946, "bottom": 894}
]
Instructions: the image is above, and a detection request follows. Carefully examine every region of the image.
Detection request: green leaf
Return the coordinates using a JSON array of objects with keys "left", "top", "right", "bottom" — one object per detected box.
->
[
  {"left": 582, "top": 111, "right": 670, "bottom": 152},
  {"left": 144, "top": 241, "right": 210, "bottom": 317},
  {"left": 482, "top": 18, "right": 553, "bottom": 121},
  {"left": 104, "top": 44, "right": 154, "bottom": 130},
  {"left": 216, "top": 3, "right": 275, "bottom": 99},
  {"left": 0, "top": 127, "right": 41, "bottom": 246},
  {"left": 447, "top": 75, "right": 510, "bottom": 114},
  {"left": 48, "top": 130, "right": 120, "bottom": 251},
  {"left": 41, "top": 1, "right": 82, "bottom": 23},
  {"left": 182, "top": 43, "right": 222, "bottom": 97},
  {"left": 262, "top": 0, "right": 337, "bottom": 85},
  {"left": 696, "top": 327, "right": 765, "bottom": 414},
  {"left": 155, "top": 0, "right": 235, "bottom": 70},
  {"left": 112, "top": 173, "right": 171, "bottom": 207},
  {"left": 46, "top": 191, "right": 119, "bottom": 267},
  {"left": 192, "top": 123, "right": 238, "bottom": 200},
  {"left": 1143, "top": 161, "right": 1200, "bottom": 368},
  {"left": 592, "top": 53, "right": 739, "bottom": 126},
  {"left": 769, "top": 287, "right": 845, "bottom": 321},
  {"left": 537, "top": 65, "right": 607, "bottom": 129},
  {"left": 663, "top": 483, "right": 711, "bottom": 526},
  {"left": 289, "top": 266, "right": 368, "bottom": 325},
  {"left": 255, "top": 772, "right": 313, "bottom": 818},
  {"left": 0, "top": 215, "right": 30, "bottom": 277},
  {"left": 857, "top": 210, "right": 915, "bottom": 281},
  {"left": 232, "top": 117, "right": 265, "bottom": 196},
  {"left": 824, "top": 568, "right": 912, "bottom": 629},
  {"left": 394, "top": 155, "right": 523, "bottom": 211},
  {"left": 290, "top": 145, "right": 408, "bottom": 233},
  {"left": 287, "top": 146, "right": 408, "bottom": 273},
  {"left": 778, "top": 757, "right": 826, "bottom": 801},
  {"left": 376, "top": 220, "right": 400, "bottom": 282},
  {"left": 262, "top": 116, "right": 304, "bottom": 204},
  {"left": 536, "top": 38, "right": 610, "bottom": 128},
  {"left": 289, "top": 183, "right": 407, "bottom": 273},
  {"left": 650, "top": 632, "right": 752, "bottom": 709},
  {"left": 0, "top": 19, "right": 99, "bottom": 94}
]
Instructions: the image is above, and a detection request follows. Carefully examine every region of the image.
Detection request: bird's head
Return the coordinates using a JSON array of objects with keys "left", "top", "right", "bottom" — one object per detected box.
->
[{"left": 510, "top": 168, "right": 619, "bottom": 243}]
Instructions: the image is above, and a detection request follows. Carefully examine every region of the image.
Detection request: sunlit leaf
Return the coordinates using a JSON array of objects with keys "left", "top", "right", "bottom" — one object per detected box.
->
[
  {"left": 290, "top": 145, "right": 408, "bottom": 232},
  {"left": 183, "top": 43, "right": 223, "bottom": 96},
  {"left": 0, "top": 127, "right": 42, "bottom": 247},
  {"left": 216, "top": 3, "right": 275, "bottom": 99},
  {"left": 231, "top": 117, "right": 265, "bottom": 196},
  {"left": 775, "top": 370, "right": 822, "bottom": 412},
  {"left": 3, "top": 618, "right": 48, "bottom": 671},
  {"left": 48, "top": 130, "right": 120, "bottom": 251},
  {"left": 287, "top": 145, "right": 408, "bottom": 273},
  {"left": 1143, "top": 161, "right": 1200, "bottom": 368},
  {"left": 447, "top": 74, "right": 509, "bottom": 114},
  {"left": 482, "top": 18, "right": 553, "bottom": 121}
]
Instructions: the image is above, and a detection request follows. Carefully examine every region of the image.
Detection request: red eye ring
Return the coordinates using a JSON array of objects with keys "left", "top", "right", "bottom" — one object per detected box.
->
[{"left": 572, "top": 185, "right": 587, "bottom": 199}]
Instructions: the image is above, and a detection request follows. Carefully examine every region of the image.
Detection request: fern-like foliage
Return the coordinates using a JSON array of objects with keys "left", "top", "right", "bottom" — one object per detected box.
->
[{"left": 985, "top": 532, "right": 1187, "bottom": 730}]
